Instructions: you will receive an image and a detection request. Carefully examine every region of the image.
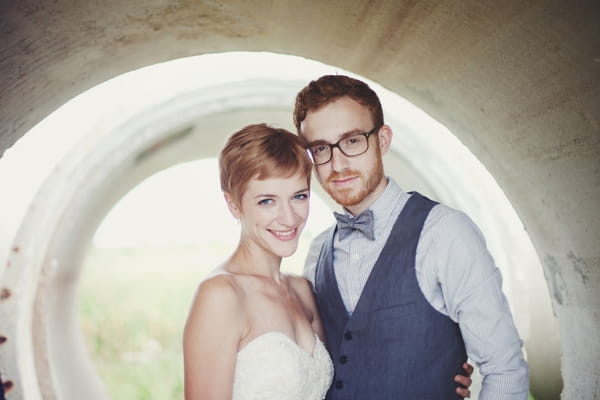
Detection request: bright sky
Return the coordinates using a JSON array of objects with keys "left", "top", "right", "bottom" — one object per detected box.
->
[{"left": 93, "top": 158, "right": 335, "bottom": 247}]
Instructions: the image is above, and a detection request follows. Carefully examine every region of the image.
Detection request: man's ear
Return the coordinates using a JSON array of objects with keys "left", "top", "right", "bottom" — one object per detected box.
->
[
  {"left": 377, "top": 125, "right": 393, "bottom": 155},
  {"left": 224, "top": 192, "right": 241, "bottom": 219}
]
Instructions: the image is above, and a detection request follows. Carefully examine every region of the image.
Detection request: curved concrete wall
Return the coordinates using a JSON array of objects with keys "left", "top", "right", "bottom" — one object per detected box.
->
[{"left": 0, "top": 1, "right": 598, "bottom": 399}]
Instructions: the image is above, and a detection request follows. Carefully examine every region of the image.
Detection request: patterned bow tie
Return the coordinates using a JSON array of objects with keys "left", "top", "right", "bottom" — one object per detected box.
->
[{"left": 334, "top": 209, "right": 375, "bottom": 241}]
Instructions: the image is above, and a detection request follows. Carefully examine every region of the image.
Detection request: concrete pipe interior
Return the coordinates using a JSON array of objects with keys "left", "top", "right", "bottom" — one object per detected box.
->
[
  {"left": 0, "top": 2, "right": 599, "bottom": 399},
  {"left": 0, "top": 52, "right": 559, "bottom": 399}
]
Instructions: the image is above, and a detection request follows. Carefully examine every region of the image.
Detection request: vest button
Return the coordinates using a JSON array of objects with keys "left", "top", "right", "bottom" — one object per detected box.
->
[
  {"left": 340, "top": 355, "right": 348, "bottom": 364},
  {"left": 344, "top": 331, "right": 353, "bottom": 340},
  {"left": 335, "top": 380, "right": 344, "bottom": 389}
]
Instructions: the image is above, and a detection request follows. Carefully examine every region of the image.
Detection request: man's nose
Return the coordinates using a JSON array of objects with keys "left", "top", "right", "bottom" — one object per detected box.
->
[{"left": 330, "top": 146, "right": 349, "bottom": 171}]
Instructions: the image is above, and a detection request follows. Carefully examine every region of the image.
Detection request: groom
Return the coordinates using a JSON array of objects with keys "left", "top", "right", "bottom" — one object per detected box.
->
[{"left": 294, "top": 75, "right": 529, "bottom": 399}]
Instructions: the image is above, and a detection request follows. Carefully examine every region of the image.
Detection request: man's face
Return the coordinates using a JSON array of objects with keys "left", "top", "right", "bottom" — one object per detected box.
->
[{"left": 300, "top": 97, "right": 391, "bottom": 214}]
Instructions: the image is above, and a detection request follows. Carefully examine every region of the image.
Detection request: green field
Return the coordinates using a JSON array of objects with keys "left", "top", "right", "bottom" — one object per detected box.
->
[{"left": 79, "top": 239, "right": 309, "bottom": 399}]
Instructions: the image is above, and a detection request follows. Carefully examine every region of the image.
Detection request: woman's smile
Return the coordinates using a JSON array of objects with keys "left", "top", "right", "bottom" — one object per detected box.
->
[{"left": 268, "top": 227, "right": 298, "bottom": 241}]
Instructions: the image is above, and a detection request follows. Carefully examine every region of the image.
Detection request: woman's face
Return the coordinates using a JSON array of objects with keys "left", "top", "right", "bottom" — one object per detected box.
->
[{"left": 234, "top": 172, "right": 310, "bottom": 259}]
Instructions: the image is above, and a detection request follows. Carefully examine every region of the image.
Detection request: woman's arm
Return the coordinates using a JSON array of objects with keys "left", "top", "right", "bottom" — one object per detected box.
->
[{"left": 183, "top": 276, "right": 244, "bottom": 400}]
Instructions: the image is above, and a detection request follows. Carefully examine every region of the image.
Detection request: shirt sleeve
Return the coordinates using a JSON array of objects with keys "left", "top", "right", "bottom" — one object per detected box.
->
[
  {"left": 423, "top": 208, "right": 529, "bottom": 399},
  {"left": 303, "top": 228, "right": 331, "bottom": 288}
]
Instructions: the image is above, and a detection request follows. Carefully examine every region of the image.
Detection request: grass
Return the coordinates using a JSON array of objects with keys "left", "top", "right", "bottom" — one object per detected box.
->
[{"left": 78, "top": 238, "right": 310, "bottom": 400}]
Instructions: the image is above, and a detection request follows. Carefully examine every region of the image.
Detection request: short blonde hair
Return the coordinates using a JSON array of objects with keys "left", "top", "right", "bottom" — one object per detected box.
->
[{"left": 219, "top": 123, "right": 312, "bottom": 206}]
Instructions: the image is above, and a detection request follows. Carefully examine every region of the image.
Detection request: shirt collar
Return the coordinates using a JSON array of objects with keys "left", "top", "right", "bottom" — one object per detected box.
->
[{"left": 340, "top": 177, "right": 407, "bottom": 238}]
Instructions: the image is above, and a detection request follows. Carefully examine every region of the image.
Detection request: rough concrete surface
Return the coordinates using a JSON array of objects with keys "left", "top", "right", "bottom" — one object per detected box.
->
[{"left": 0, "top": 1, "right": 599, "bottom": 399}]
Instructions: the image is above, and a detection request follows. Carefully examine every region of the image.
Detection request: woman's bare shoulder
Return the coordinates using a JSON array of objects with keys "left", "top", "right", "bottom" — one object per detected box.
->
[
  {"left": 193, "top": 272, "right": 243, "bottom": 304},
  {"left": 184, "top": 273, "right": 247, "bottom": 341},
  {"left": 185, "top": 269, "right": 245, "bottom": 322}
]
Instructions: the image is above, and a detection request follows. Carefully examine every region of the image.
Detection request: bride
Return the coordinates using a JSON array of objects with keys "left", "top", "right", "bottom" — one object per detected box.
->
[{"left": 183, "top": 123, "right": 333, "bottom": 400}]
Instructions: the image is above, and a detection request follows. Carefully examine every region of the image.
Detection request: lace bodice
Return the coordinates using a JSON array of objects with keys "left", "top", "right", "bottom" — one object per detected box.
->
[{"left": 232, "top": 331, "right": 334, "bottom": 400}]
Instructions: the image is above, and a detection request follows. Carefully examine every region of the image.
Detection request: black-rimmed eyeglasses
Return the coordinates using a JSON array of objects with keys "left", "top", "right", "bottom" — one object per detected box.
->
[{"left": 306, "top": 126, "right": 380, "bottom": 166}]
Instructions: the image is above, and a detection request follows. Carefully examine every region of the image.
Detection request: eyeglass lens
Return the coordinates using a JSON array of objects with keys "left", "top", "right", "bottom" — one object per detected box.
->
[{"left": 310, "top": 133, "right": 369, "bottom": 165}]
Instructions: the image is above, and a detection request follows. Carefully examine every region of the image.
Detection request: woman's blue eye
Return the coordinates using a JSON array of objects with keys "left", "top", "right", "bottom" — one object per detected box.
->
[
  {"left": 294, "top": 193, "right": 309, "bottom": 200},
  {"left": 258, "top": 198, "right": 273, "bottom": 205}
]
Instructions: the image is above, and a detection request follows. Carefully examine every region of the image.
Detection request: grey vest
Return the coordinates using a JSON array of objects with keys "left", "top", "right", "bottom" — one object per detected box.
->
[{"left": 315, "top": 192, "right": 467, "bottom": 400}]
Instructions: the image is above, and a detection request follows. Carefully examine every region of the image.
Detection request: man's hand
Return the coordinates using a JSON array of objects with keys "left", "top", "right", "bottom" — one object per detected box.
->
[{"left": 455, "top": 362, "right": 474, "bottom": 398}]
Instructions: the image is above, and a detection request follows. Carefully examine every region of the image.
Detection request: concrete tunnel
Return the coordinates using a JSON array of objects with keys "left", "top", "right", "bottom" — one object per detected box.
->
[{"left": 0, "top": 1, "right": 598, "bottom": 399}]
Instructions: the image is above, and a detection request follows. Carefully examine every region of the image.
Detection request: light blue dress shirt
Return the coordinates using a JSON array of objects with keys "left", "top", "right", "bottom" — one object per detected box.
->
[{"left": 304, "top": 178, "right": 529, "bottom": 399}]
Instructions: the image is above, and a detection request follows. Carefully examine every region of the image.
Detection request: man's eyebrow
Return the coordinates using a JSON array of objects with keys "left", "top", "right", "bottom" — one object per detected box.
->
[
  {"left": 339, "top": 129, "right": 365, "bottom": 138},
  {"left": 306, "top": 129, "right": 364, "bottom": 146},
  {"left": 306, "top": 138, "right": 330, "bottom": 146}
]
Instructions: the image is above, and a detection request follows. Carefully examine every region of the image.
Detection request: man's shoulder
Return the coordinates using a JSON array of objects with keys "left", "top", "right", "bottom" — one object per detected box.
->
[
  {"left": 306, "top": 225, "right": 336, "bottom": 263},
  {"left": 418, "top": 200, "right": 489, "bottom": 251},
  {"left": 424, "top": 200, "right": 474, "bottom": 228},
  {"left": 303, "top": 225, "right": 335, "bottom": 283},
  {"left": 310, "top": 226, "right": 335, "bottom": 248}
]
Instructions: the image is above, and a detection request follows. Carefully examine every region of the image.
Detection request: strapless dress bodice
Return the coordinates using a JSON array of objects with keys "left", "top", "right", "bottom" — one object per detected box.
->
[{"left": 232, "top": 331, "right": 333, "bottom": 400}]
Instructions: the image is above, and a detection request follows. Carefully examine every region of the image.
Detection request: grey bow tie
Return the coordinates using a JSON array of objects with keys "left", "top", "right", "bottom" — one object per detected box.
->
[{"left": 334, "top": 209, "right": 375, "bottom": 241}]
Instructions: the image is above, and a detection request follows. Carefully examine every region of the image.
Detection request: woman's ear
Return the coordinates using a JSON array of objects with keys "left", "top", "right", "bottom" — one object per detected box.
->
[{"left": 224, "top": 192, "right": 241, "bottom": 219}]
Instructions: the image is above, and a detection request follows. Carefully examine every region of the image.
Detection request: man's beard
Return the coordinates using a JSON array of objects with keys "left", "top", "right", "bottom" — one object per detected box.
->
[{"left": 323, "top": 158, "right": 384, "bottom": 208}]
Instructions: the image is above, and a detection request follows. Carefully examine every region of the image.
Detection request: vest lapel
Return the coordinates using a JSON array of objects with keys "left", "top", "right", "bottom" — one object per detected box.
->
[
  {"left": 349, "top": 206, "right": 408, "bottom": 319},
  {"left": 315, "top": 227, "right": 349, "bottom": 345},
  {"left": 350, "top": 192, "right": 429, "bottom": 319}
]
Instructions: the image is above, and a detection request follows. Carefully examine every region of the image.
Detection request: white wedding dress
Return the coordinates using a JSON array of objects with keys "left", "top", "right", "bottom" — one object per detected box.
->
[{"left": 232, "top": 331, "right": 334, "bottom": 400}]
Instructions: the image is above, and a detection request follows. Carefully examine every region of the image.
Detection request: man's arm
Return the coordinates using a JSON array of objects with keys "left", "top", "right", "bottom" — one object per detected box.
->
[{"left": 428, "top": 209, "right": 529, "bottom": 399}]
